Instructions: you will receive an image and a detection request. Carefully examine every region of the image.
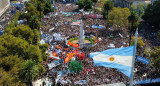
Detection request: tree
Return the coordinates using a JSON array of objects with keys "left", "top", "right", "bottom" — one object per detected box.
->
[
  {"left": 103, "top": 0, "right": 114, "bottom": 19},
  {"left": 0, "top": 68, "right": 26, "bottom": 86},
  {"left": 44, "top": 1, "right": 54, "bottom": 14},
  {"left": 5, "top": 25, "right": 40, "bottom": 45},
  {"left": 39, "top": 43, "right": 49, "bottom": 61},
  {"left": 150, "top": 47, "right": 160, "bottom": 76},
  {"left": 69, "top": 60, "right": 83, "bottom": 73},
  {"left": 76, "top": 0, "right": 93, "bottom": 11},
  {"left": 0, "top": 34, "right": 42, "bottom": 62},
  {"left": 92, "top": 0, "right": 98, "bottom": 14},
  {"left": 128, "top": 11, "right": 139, "bottom": 31},
  {"left": 0, "top": 55, "right": 25, "bottom": 86},
  {"left": 130, "top": 36, "right": 145, "bottom": 48},
  {"left": 25, "top": 3, "right": 40, "bottom": 20},
  {"left": 128, "top": 11, "right": 139, "bottom": 46},
  {"left": 108, "top": 7, "right": 130, "bottom": 27},
  {"left": 37, "top": 1, "right": 44, "bottom": 20},
  {"left": 130, "top": 3, "right": 147, "bottom": 17},
  {"left": 20, "top": 60, "right": 40, "bottom": 86},
  {"left": 29, "top": 15, "right": 41, "bottom": 30},
  {"left": 142, "top": 1, "right": 160, "bottom": 28},
  {"left": 157, "top": 30, "right": 160, "bottom": 41},
  {"left": 76, "top": 0, "right": 84, "bottom": 9}
]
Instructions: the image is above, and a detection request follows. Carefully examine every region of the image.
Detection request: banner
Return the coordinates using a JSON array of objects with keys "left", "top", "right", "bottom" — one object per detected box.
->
[
  {"left": 137, "top": 56, "right": 149, "bottom": 65},
  {"left": 71, "top": 20, "right": 80, "bottom": 25}
]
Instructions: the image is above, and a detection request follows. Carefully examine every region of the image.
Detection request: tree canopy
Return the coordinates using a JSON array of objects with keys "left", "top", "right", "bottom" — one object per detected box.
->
[
  {"left": 142, "top": 1, "right": 160, "bottom": 28},
  {"left": 0, "top": 33, "right": 46, "bottom": 85},
  {"left": 69, "top": 61, "right": 83, "bottom": 73},
  {"left": 130, "top": 36, "right": 145, "bottom": 48},
  {"left": 103, "top": 0, "right": 114, "bottom": 19},
  {"left": 108, "top": 7, "right": 130, "bottom": 27},
  {"left": 76, "top": 0, "right": 93, "bottom": 11},
  {"left": 0, "top": 55, "right": 25, "bottom": 85},
  {"left": 24, "top": 0, "right": 54, "bottom": 29},
  {"left": 0, "top": 34, "right": 42, "bottom": 62},
  {"left": 0, "top": 0, "right": 50, "bottom": 85},
  {"left": 29, "top": 15, "right": 41, "bottom": 30},
  {"left": 20, "top": 60, "right": 41, "bottom": 86},
  {"left": 4, "top": 25, "right": 40, "bottom": 45},
  {"left": 130, "top": 3, "right": 147, "bottom": 17},
  {"left": 150, "top": 46, "right": 160, "bottom": 75},
  {"left": 157, "top": 30, "right": 160, "bottom": 41},
  {"left": 128, "top": 11, "right": 139, "bottom": 32}
]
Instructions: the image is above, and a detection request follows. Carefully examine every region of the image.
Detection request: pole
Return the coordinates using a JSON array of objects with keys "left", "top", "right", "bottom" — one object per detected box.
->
[{"left": 130, "top": 28, "right": 138, "bottom": 86}]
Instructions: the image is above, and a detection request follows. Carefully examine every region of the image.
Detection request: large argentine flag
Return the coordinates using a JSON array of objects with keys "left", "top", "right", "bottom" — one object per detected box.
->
[{"left": 90, "top": 46, "right": 135, "bottom": 78}]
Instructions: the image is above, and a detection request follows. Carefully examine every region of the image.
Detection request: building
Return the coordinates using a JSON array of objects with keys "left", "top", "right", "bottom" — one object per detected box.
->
[
  {"left": 112, "top": 0, "right": 150, "bottom": 8},
  {"left": 0, "top": 0, "right": 10, "bottom": 17}
]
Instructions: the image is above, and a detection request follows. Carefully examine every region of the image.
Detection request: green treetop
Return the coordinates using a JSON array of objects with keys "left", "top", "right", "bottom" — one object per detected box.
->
[{"left": 69, "top": 60, "right": 83, "bottom": 73}]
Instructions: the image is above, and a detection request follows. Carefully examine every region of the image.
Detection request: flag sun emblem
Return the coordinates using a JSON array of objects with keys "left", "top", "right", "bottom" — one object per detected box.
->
[{"left": 109, "top": 57, "right": 115, "bottom": 61}]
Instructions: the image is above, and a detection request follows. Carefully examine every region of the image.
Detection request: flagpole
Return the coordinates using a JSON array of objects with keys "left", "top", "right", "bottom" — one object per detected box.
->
[{"left": 130, "top": 28, "right": 138, "bottom": 86}]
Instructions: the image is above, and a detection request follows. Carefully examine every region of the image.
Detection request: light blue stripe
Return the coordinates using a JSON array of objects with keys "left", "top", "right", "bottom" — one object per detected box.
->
[
  {"left": 101, "top": 46, "right": 135, "bottom": 56},
  {"left": 93, "top": 59, "right": 132, "bottom": 78},
  {"left": 90, "top": 46, "right": 135, "bottom": 58},
  {"left": 103, "top": 46, "right": 135, "bottom": 56},
  {"left": 89, "top": 52, "right": 100, "bottom": 58}
]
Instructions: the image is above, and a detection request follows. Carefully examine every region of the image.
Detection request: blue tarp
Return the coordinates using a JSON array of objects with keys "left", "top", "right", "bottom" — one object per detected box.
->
[
  {"left": 53, "top": 6, "right": 56, "bottom": 9},
  {"left": 17, "top": 4, "right": 23, "bottom": 7},
  {"left": 11, "top": 10, "right": 16, "bottom": 14},
  {"left": 10, "top": 3, "right": 16, "bottom": 6},
  {"left": 16, "top": 7, "right": 21, "bottom": 10},
  {"left": 0, "top": 30, "right": 3, "bottom": 36},
  {"left": 137, "top": 56, "right": 149, "bottom": 65},
  {"left": 18, "top": 20, "right": 23, "bottom": 24},
  {"left": 41, "top": 34, "right": 50, "bottom": 38},
  {"left": 92, "top": 25, "right": 103, "bottom": 29}
]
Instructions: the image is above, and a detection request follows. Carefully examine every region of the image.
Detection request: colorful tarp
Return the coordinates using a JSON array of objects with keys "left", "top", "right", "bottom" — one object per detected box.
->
[{"left": 71, "top": 20, "right": 80, "bottom": 25}]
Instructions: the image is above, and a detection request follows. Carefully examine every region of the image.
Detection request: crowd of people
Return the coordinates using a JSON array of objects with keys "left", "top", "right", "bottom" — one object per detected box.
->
[
  {"left": 0, "top": 1, "right": 159, "bottom": 86},
  {"left": 39, "top": 2, "right": 158, "bottom": 86}
]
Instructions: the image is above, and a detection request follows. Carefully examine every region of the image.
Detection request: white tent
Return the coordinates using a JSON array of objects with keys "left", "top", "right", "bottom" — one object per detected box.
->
[
  {"left": 49, "top": 56, "right": 59, "bottom": 60},
  {"left": 48, "top": 60, "right": 61, "bottom": 69},
  {"left": 53, "top": 33, "right": 64, "bottom": 41},
  {"left": 108, "top": 43, "right": 115, "bottom": 48}
]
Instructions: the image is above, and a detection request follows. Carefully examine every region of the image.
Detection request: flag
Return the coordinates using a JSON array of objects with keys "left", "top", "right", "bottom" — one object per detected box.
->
[
  {"left": 137, "top": 56, "right": 149, "bottom": 65},
  {"left": 90, "top": 46, "right": 135, "bottom": 78},
  {"left": 52, "top": 52, "right": 57, "bottom": 56}
]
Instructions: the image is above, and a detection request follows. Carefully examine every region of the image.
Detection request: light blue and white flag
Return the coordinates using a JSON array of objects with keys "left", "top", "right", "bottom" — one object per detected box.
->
[{"left": 90, "top": 46, "right": 135, "bottom": 78}]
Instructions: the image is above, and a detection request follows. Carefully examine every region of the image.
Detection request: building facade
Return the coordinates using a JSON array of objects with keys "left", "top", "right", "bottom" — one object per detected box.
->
[
  {"left": 112, "top": 0, "right": 150, "bottom": 8},
  {"left": 0, "top": 0, "right": 10, "bottom": 17}
]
